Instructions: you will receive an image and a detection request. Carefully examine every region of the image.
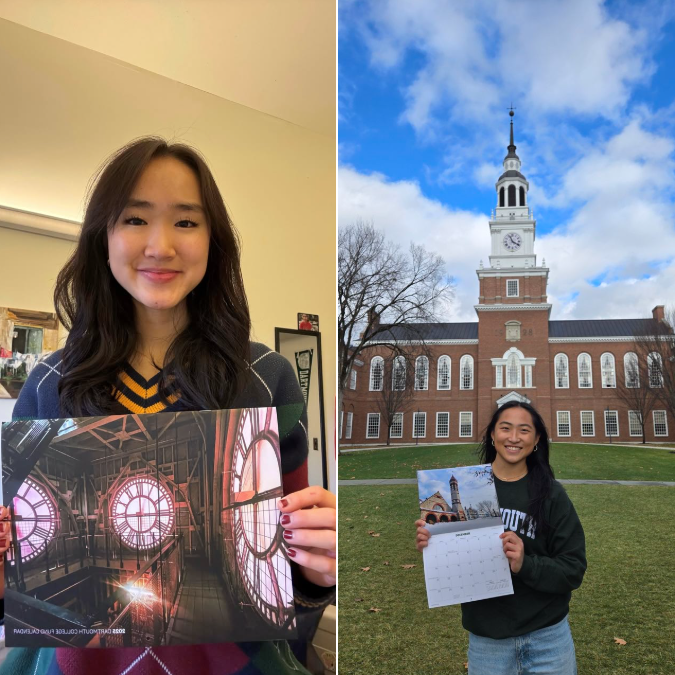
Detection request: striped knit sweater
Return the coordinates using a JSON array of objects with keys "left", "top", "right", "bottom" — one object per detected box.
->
[{"left": 3, "top": 343, "right": 334, "bottom": 675}]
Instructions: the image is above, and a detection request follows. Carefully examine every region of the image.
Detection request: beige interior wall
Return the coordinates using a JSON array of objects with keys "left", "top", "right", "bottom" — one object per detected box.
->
[{"left": 0, "top": 20, "right": 336, "bottom": 459}]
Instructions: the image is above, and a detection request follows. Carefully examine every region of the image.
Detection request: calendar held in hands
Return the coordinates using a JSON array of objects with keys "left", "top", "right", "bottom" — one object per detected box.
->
[{"left": 418, "top": 464, "right": 514, "bottom": 607}]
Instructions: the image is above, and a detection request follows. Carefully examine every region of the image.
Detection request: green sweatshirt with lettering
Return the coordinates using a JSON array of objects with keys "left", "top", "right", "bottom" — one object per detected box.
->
[{"left": 461, "top": 476, "right": 586, "bottom": 639}]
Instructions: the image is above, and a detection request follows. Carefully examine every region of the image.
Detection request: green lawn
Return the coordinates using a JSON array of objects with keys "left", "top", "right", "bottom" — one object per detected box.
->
[
  {"left": 338, "top": 484, "right": 675, "bottom": 675},
  {"left": 338, "top": 442, "right": 675, "bottom": 481}
]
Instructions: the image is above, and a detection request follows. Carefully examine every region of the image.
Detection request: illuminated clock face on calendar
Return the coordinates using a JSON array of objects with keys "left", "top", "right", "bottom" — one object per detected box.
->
[
  {"left": 13, "top": 477, "right": 58, "bottom": 562},
  {"left": 111, "top": 477, "right": 175, "bottom": 550},
  {"left": 230, "top": 408, "right": 291, "bottom": 626}
]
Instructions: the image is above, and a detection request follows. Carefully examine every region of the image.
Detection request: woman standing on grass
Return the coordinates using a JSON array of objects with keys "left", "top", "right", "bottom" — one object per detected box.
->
[
  {"left": 415, "top": 401, "right": 586, "bottom": 675},
  {"left": 3, "top": 137, "right": 335, "bottom": 675}
]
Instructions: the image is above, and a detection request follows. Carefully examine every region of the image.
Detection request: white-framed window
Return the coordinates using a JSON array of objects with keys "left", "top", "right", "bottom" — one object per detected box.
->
[
  {"left": 459, "top": 412, "right": 473, "bottom": 438},
  {"left": 506, "top": 279, "right": 519, "bottom": 297},
  {"left": 524, "top": 365, "right": 533, "bottom": 388},
  {"left": 506, "top": 352, "right": 521, "bottom": 387},
  {"left": 624, "top": 352, "right": 639, "bottom": 388},
  {"left": 601, "top": 352, "right": 616, "bottom": 388},
  {"left": 436, "top": 412, "right": 450, "bottom": 438},
  {"left": 495, "top": 365, "right": 503, "bottom": 388},
  {"left": 437, "top": 356, "right": 451, "bottom": 390},
  {"left": 460, "top": 355, "right": 474, "bottom": 390},
  {"left": 415, "top": 356, "right": 429, "bottom": 390},
  {"left": 339, "top": 411, "right": 344, "bottom": 439},
  {"left": 392, "top": 356, "right": 406, "bottom": 391},
  {"left": 366, "top": 413, "right": 380, "bottom": 439},
  {"left": 554, "top": 354, "right": 569, "bottom": 388},
  {"left": 390, "top": 413, "right": 403, "bottom": 439},
  {"left": 345, "top": 412, "right": 353, "bottom": 439},
  {"left": 580, "top": 411, "right": 595, "bottom": 437},
  {"left": 604, "top": 410, "right": 619, "bottom": 437},
  {"left": 413, "top": 412, "right": 426, "bottom": 438},
  {"left": 653, "top": 410, "right": 668, "bottom": 437},
  {"left": 369, "top": 357, "right": 384, "bottom": 391},
  {"left": 628, "top": 411, "right": 643, "bottom": 437},
  {"left": 578, "top": 353, "right": 593, "bottom": 388},
  {"left": 557, "top": 411, "right": 571, "bottom": 437},
  {"left": 648, "top": 352, "right": 663, "bottom": 388},
  {"left": 349, "top": 369, "right": 357, "bottom": 390}
]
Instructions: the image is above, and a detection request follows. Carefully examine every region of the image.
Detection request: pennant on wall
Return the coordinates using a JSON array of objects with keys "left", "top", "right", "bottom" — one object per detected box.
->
[{"left": 295, "top": 349, "right": 314, "bottom": 405}]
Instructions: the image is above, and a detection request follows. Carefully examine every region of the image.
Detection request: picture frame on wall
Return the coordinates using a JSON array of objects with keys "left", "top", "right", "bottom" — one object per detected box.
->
[{"left": 297, "top": 313, "right": 319, "bottom": 332}]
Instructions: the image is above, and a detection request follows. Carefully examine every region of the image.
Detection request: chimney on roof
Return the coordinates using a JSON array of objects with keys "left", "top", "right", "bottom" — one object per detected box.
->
[
  {"left": 653, "top": 305, "right": 665, "bottom": 323},
  {"left": 367, "top": 307, "right": 380, "bottom": 332}
]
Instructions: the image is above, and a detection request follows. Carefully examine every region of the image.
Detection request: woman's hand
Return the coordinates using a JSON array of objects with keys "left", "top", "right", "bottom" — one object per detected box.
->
[
  {"left": 500, "top": 531, "right": 525, "bottom": 573},
  {"left": 415, "top": 518, "right": 431, "bottom": 552},
  {"left": 278, "top": 486, "right": 336, "bottom": 588}
]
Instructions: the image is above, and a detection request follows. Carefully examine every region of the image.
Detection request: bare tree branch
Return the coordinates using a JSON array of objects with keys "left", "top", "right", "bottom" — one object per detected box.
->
[{"left": 338, "top": 221, "right": 454, "bottom": 413}]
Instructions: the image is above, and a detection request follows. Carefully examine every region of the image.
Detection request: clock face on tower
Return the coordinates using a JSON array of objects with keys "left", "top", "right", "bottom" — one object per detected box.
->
[
  {"left": 503, "top": 232, "right": 522, "bottom": 251},
  {"left": 111, "top": 476, "right": 175, "bottom": 550},
  {"left": 13, "top": 477, "right": 58, "bottom": 562},
  {"left": 229, "top": 408, "right": 291, "bottom": 627}
]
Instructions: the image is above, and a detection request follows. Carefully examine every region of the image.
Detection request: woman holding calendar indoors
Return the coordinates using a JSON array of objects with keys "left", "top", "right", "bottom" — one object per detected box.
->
[
  {"left": 1, "top": 138, "right": 335, "bottom": 675},
  {"left": 415, "top": 401, "right": 586, "bottom": 675}
]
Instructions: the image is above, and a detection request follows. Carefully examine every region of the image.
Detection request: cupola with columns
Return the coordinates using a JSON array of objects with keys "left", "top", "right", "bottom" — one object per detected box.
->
[{"left": 476, "top": 110, "right": 550, "bottom": 311}]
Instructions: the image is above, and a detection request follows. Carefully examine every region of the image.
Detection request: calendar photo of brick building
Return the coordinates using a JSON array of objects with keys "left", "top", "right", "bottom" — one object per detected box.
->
[{"left": 340, "top": 117, "right": 674, "bottom": 447}]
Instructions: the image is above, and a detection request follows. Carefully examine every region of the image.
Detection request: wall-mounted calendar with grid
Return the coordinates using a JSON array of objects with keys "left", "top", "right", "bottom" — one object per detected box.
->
[{"left": 418, "top": 464, "right": 513, "bottom": 607}]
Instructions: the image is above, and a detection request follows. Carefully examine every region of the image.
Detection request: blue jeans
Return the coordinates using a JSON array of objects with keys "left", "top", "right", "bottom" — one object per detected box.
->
[{"left": 468, "top": 615, "right": 577, "bottom": 675}]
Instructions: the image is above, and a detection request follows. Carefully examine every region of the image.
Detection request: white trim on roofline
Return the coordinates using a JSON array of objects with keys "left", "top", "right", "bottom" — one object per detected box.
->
[
  {"left": 474, "top": 304, "right": 552, "bottom": 312},
  {"left": 549, "top": 335, "right": 674, "bottom": 343},
  {"left": 366, "top": 339, "right": 479, "bottom": 345}
]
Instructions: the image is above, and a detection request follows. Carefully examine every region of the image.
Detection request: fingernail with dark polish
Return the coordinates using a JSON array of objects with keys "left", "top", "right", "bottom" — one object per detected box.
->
[
  {"left": 280, "top": 499, "right": 289, "bottom": 508},
  {"left": 281, "top": 515, "right": 291, "bottom": 526},
  {"left": 287, "top": 548, "right": 297, "bottom": 558},
  {"left": 283, "top": 530, "right": 293, "bottom": 540}
]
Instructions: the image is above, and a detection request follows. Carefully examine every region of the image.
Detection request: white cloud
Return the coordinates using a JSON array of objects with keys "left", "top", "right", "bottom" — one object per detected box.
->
[
  {"left": 338, "top": 166, "right": 489, "bottom": 321},
  {"left": 354, "top": 0, "right": 653, "bottom": 132}
]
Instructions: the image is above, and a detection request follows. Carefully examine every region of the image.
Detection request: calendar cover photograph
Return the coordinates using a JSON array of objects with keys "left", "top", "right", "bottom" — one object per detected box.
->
[
  {"left": 1, "top": 407, "right": 296, "bottom": 647},
  {"left": 418, "top": 464, "right": 503, "bottom": 535}
]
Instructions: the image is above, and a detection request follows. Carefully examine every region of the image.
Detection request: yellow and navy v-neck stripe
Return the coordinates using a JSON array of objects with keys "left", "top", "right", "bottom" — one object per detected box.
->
[{"left": 112, "top": 364, "right": 181, "bottom": 414}]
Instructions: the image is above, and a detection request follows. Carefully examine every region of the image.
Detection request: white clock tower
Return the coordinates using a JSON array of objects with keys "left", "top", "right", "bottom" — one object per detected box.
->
[
  {"left": 476, "top": 111, "right": 549, "bottom": 309},
  {"left": 489, "top": 110, "right": 536, "bottom": 269}
]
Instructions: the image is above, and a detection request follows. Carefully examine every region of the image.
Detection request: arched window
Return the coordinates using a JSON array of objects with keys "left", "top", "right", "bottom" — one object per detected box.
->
[
  {"left": 648, "top": 352, "right": 663, "bottom": 388},
  {"left": 415, "top": 356, "right": 429, "bottom": 390},
  {"left": 506, "top": 352, "right": 521, "bottom": 387},
  {"left": 499, "top": 186, "right": 505, "bottom": 207},
  {"left": 554, "top": 354, "right": 569, "bottom": 388},
  {"left": 369, "top": 356, "right": 384, "bottom": 391},
  {"left": 508, "top": 184, "right": 516, "bottom": 207},
  {"left": 601, "top": 352, "right": 616, "bottom": 388},
  {"left": 577, "top": 353, "right": 592, "bottom": 388},
  {"left": 437, "top": 356, "right": 451, "bottom": 390},
  {"left": 460, "top": 355, "right": 474, "bottom": 390},
  {"left": 624, "top": 352, "right": 639, "bottom": 388},
  {"left": 519, "top": 185, "right": 526, "bottom": 206},
  {"left": 392, "top": 356, "right": 406, "bottom": 391}
]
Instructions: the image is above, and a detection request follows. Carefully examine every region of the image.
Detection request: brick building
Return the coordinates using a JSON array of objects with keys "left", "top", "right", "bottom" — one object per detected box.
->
[{"left": 341, "top": 115, "right": 674, "bottom": 446}]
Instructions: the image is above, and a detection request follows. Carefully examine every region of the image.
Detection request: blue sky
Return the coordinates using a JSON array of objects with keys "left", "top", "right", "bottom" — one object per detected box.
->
[{"left": 338, "top": 0, "right": 675, "bottom": 321}]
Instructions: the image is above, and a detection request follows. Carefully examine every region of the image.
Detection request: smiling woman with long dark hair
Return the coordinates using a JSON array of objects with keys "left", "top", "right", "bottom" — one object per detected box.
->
[
  {"left": 416, "top": 401, "right": 586, "bottom": 675},
  {"left": 4, "top": 137, "right": 335, "bottom": 675}
]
